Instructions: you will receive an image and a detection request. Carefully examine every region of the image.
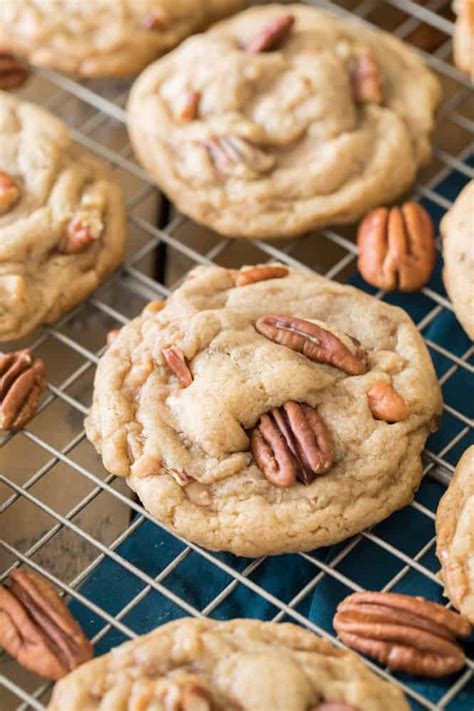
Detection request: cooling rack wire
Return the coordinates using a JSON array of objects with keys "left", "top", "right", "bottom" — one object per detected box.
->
[{"left": 0, "top": 1, "right": 473, "bottom": 709}]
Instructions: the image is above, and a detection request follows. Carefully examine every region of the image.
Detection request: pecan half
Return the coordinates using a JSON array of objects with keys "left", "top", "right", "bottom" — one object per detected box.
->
[
  {"left": 0, "top": 568, "right": 93, "bottom": 679},
  {"left": 250, "top": 401, "right": 334, "bottom": 487},
  {"left": 357, "top": 203, "right": 436, "bottom": 291},
  {"left": 349, "top": 51, "right": 382, "bottom": 103},
  {"left": 0, "top": 349, "right": 45, "bottom": 431},
  {"left": 334, "top": 591, "right": 471, "bottom": 676},
  {"left": 162, "top": 346, "right": 193, "bottom": 387},
  {"left": 367, "top": 381, "right": 409, "bottom": 422},
  {"left": 256, "top": 315, "right": 368, "bottom": 376},
  {"left": 61, "top": 209, "right": 103, "bottom": 255},
  {"left": 245, "top": 14, "right": 295, "bottom": 53},
  {"left": 0, "top": 52, "right": 29, "bottom": 91},
  {"left": 177, "top": 90, "right": 201, "bottom": 123},
  {"left": 231, "top": 265, "right": 289, "bottom": 286},
  {"left": 0, "top": 170, "right": 20, "bottom": 214},
  {"left": 204, "top": 136, "right": 275, "bottom": 176}
]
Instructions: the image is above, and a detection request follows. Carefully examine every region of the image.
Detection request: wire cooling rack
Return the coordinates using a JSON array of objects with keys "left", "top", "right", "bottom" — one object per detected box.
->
[{"left": 1, "top": 1, "right": 473, "bottom": 709}]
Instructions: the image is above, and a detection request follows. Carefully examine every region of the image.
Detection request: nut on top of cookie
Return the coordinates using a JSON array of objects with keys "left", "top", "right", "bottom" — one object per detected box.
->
[
  {"left": 86, "top": 264, "right": 442, "bottom": 557},
  {"left": 128, "top": 3, "right": 441, "bottom": 239}
]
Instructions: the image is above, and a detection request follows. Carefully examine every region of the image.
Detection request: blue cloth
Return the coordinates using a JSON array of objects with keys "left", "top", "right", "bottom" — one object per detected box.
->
[{"left": 70, "top": 162, "right": 474, "bottom": 711}]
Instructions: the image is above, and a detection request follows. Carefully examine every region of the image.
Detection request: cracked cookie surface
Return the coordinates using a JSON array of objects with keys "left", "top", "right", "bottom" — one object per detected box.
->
[
  {"left": 127, "top": 3, "right": 441, "bottom": 239},
  {"left": 86, "top": 264, "right": 442, "bottom": 557},
  {"left": 0, "top": 0, "right": 244, "bottom": 77},
  {"left": 436, "top": 445, "right": 474, "bottom": 624},
  {"left": 441, "top": 180, "right": 474, "bottom": 339},
  {"left": 0, "top": 91, "right": 126, "bottom": 342},
  {"left": 48, "top": 617, "right": 410, "bottom": 710}
]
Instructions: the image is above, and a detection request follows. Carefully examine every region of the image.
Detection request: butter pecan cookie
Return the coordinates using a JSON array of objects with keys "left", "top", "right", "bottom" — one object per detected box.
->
[
  {"left": 0, "top": 91, "right": 126, "bottom": 342},
  {"left": 453, "top": 0, "right": 474, "bottom": 75},
  {"left": 127, "top": 3, "right": 441, "bottom": 239},
  {"left": 48, "top": 617, "right": 410, "bottom": 710},
  {"left": 436, "top": 445, "right": 474, "bottom": 624},
  {"left": 85, "top": 264, "right": 442, "bottom": 556},
  {"left": 440, "top": 180, "right": 474, "bottom": 338},
  {"left": 0, "top": 0, "right": 244, "bottom": 78}
]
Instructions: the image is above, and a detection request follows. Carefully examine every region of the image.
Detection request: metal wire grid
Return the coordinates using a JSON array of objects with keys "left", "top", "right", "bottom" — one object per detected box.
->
[{"left": 0, "top": 0, "right": 473, "bottom": 709}]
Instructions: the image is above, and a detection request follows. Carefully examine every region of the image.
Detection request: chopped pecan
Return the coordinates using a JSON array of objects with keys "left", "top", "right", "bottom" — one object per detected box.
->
[
  {"left": 250, "top": 401, "right": 334, "bottom": 487},
  {"left": 61, "top": 209, "right": 103, "bottom": 255},
  {"left": 0, "top": 349, "right": 45, "bottom": 431},
  {"left": 256, "top": 315, "right": 368, "bottom": 376},
  {"left": 231, "top": 265, "right": 289, "bottom": 286},
  {"left": 0, "top": 170, "right": 20, "bottom": 214},
  {"left": 143, "top": 299, "right": 166, "bottom": 315},
  {"left": 245, "top": 14, "right": 295, "bottom": 53},
  {"left": 357, "top": 203, "right": 436, "bottom": 291},
  {"left": 349, "top": 51, "right": 383, "bottom": 103},
  {"left": 162, "top": 346, "right": 193, "bottom": 387},
  {"left": 204, "top": 136, "right": 275, "bottom": 176},
  {"left": 177, "top": 90, "right": 201, "bottom": 123},
  {"left": 0, "top": 568, "right": 93, "bottom": 679},
  {"left": 142, "top": 11, "right": 169, "bottom": 30},
  {"left": 334, "top": 591, "right": 471, "bottom": 676},
  {"left": 367, "top": 381, "right": 409, "bottom": 422},
  {"left": 0, "top": 52, "right": 29, "bottom": 91}
]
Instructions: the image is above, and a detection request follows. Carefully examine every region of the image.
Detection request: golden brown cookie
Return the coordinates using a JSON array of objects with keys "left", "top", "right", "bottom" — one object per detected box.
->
[{"left": 436, "top": 445, "right": 474, "bottom": 623}]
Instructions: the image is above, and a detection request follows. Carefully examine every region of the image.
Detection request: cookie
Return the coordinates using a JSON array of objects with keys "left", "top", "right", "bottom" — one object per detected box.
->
[
  {"left": 440, "top": 180, "right": 474, "bottom": 338},
  {"left": 85, "top": 264, "right": 442, "bottom": 557},
  {"left": 436, "top": 445, "right": 474, "bottom": 624},
  {"left": 0, "top": 0, "right": 244, "bottom": 78},
  {"left": 127, "top": 3, "right": 441, "bottom": 239},
  {"left": 453, "top": 0, "right": 474, "bottom": 75},
  {"left": 48, "top": 617, "right": 410, "bottom": 710},
  {"left": 0, "top": 91, "right": 126, "bottom": 342}
]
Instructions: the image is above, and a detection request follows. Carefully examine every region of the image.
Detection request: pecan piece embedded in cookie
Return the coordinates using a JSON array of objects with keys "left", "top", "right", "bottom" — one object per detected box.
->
[
  {"left": 334, "top": 591, "right": 471, "bottom": 676},
  {"left": 0, "top": 52, "right": 28, "bottom": 91},
  {"left": 62, "top": 209, "right": 103, "bottom": 255},
  {"left": 251, "top": 401, "right": 334, "bottom": 487},
  {"left": 162, "top": 346, "right": 193, "bottom": 387},
  {"left": 245, "top": 14, "right": 295, "bottom": 54},
  {"left": 0, "top": 349, "right": 45, "bottom": 431},
  {"left": 349, "top": 51, "right": 383, "bottom": 103},
  {"left": 310, "top": 704, "right": 360, "bottom": 711},
  {"left": 367, "top": 382, "right": 409, "bottom": 422},
  {"left": 0, "top": 170, "right": 20, "bottom": 214},
  {"left": 358, "top": 202, "right": 436, "bottom": 291},
  {"left": 176, "top": 90, "right": 201, "bottom": 123},
  {"left": 0, "top": 568, "right": 93, "bottom": 679},
  {"left": 256, "top": 315, "right": 368, "bottom": 375},
  {"left": 231, "top": 264, "right": 289, "bottom": 286},
  {"left": 203, "top": 136, "right": 275, "bottom": 177}
]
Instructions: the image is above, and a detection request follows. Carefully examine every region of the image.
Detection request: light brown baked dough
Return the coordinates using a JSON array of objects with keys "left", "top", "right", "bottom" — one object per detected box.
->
[
  {"left": 85, "top": 264, "right": 442, "bottom": 557},
  {"left": 436, "top": 445, "right": 474, "bottom": 624},
  {"left": 453, "top": 0, "right": 474, "bottom": 75},
  {"left": 440, "top": 180, "right": 474, "bottom": 339},
  {"left": 0, "top": 0, "right": 244, "bottom": 78},
  {"left": 48, "top": 618, "right": 410, "bottom": 710},
  {"left": 0, "top": 91, "right": 126, "bottom": 342},
  {"left": 128, "top": 3, "right": 441, "bottom": 239}
]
